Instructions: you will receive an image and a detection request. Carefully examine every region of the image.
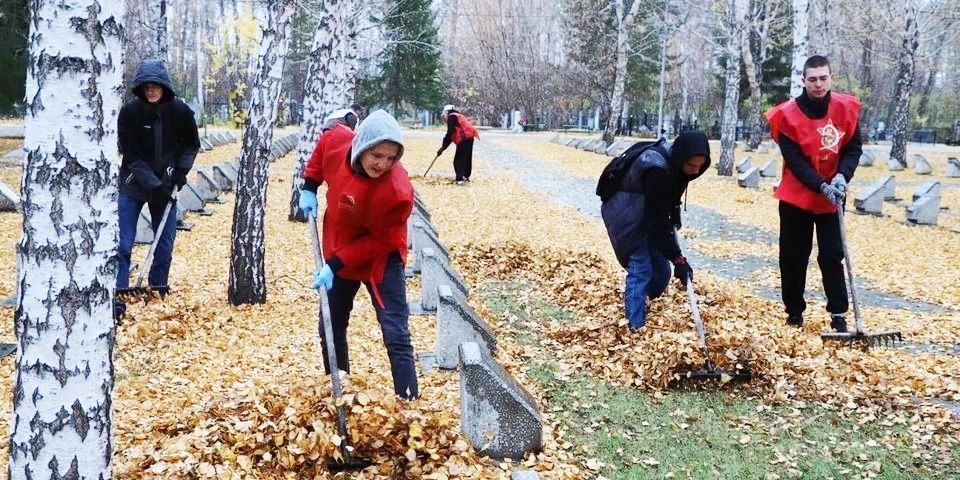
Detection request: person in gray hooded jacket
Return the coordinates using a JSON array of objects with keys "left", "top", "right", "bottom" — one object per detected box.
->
[{"left": 116, "top": 59, "right": 200, "bottom": 299}]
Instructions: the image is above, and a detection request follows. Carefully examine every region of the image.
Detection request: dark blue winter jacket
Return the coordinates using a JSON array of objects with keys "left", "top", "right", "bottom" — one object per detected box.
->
[
  {"left": 601, "top": 131, "right": 711, "bottom": 267},
  {"left": 118, "top": 59, "right": 200, "bottom": 201}
]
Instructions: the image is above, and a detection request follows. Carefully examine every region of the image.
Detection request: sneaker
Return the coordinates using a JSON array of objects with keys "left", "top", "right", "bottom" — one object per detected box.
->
[
  {"left": 786, "top": 313, "right": 803, "bottom": 327},
  {"left": 455, "top": 180, "right": 465, "bottom": 186},
  {"left": 830, "top": 314, "right": 848, "bottom": 333}
]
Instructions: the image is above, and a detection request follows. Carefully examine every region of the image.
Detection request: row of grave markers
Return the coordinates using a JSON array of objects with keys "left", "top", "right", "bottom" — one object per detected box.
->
[{"left": 405, "top": 193, "right": 544, "bottom": 472}]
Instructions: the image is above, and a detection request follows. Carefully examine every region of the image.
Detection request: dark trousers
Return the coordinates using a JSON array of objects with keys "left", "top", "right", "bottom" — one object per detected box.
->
[
  {"left": 453, "top": 139, "right": 474, "bottom": 181},
  {"left": 321, "top": 252, "right": 418, "bottom": 399},
  {"left": 778, "top": 201, "right": 848, "bottom": 316},
  {"left": 117, "top": 193, "right": 178, "bottom": 288}
]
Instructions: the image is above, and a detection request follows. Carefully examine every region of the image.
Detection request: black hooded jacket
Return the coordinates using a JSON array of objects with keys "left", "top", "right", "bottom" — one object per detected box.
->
[
  {"left": 601, "top": 131, "right": 711, "bottom": 267},
  {"left": 118, "top": 59, "right": 200, "bottom": 201}
]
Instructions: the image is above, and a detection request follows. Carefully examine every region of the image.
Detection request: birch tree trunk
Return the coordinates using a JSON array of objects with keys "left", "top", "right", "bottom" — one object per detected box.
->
[
  {"left": 229, "top": 0, "right": 295, "bottom": 305},
  {"left": 717, "top": 0, "right": 747, "bottom": 176},
  {"left": 288, "top": 9, "right": 336, "bottom": 222},
  {"left": 740, "top": 20, "right": 762, "bottom": 150},
  {"left": 889, "top": 8, "right": 919, "bottom": 168},
  {"left": 150, "top": 0, "right": 169, "bottom": 60},
  {"left": 602, "top": 0, "right": 641, "bottom": 145},
  {"left": 915, "top": 31, "right": 946, "bottom": 124},
  {"left": 10, "top": 1, "right": 124, "bottom": 478},
  {"left": 789, "top": 0, "right": 809, "bottom": 98}
]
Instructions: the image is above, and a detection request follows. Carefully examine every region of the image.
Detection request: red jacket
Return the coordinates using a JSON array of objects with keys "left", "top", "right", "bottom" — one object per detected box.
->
[
  {"left": 766, "top": 92, "right": 860, "bottom": 214},
  {"left": 303, "top": 124, "right": 413, "bottom": 290}
]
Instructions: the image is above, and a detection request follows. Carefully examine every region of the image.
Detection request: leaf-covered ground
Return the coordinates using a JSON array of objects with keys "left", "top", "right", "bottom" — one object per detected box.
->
[{"left": 0, "top": 130, "right": 957, "bottom": 478}]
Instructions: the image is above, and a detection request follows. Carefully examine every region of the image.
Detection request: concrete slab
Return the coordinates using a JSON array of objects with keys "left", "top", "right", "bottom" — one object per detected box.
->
[
  {"left": 0, "top": 181, "right": 20, "bottom": 211},
  {"left": 436, "top": 285, "right": 497, "bottom": 369},
  {"left": 737, "top": 167, "right": 760, "bottom": 188}
]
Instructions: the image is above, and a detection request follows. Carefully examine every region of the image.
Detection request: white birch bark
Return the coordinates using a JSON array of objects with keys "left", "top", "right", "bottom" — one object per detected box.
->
[
  {"left": 150, "top": 0, "right": 169, "bottom": 60},
  {"left": 718, "top": 0, "right": 747, "bottom": 176},
  {"left": 602, "top": 0, "right": 642, "bottom": 145},
  {"left": 889, "top": 7, "right": 919, "bottom": 168},
  {"left": 228, "top": 0, "right": 295, "bottom": 305},
  {"left": 10, "top": 1, "right": 124, "bottom": 478},
  {"left": 288, "top": 9, "right": 336, "bottom": 222},
  {"left": 789, "top": 0, "right": 809, "bottom": 98}
]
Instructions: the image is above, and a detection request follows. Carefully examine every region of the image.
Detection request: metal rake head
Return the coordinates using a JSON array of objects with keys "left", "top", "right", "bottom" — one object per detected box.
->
[{"left": 820, "top": 330, "right": 903, "bottom": 348}]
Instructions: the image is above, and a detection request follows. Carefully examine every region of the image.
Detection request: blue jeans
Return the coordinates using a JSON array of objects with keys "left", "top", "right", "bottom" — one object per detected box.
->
[
  {"left": 624, "top": 239, "right": 671, "bottom": 329},
  {"left": 117, "top": 193, "right": 178, "bottom": 288},
  {"left": 322, "top": 252, "right": 418, "bottom": 399}
]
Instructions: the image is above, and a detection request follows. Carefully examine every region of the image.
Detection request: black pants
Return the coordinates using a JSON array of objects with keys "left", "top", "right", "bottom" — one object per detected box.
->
[
  {"left": 453, "top": 139, "right": 474, "bottom": 181},
  {"left": 321, "top": 252, "right": 419, "bottom": 399},
  {"left": 778, "top": 201, "right": 848, "bottom": 316}
]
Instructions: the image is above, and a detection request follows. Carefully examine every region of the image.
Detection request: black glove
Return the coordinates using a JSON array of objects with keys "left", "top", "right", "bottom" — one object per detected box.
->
[
  {"left": 672, "top": 256, "right": 693, "bottom": 286},
  {"left": 670, "top": 205, "right": 682, "bottom": 230},
  {"left": 173, "top": 170, "right": 188, "bottom": 188},
  {"left": 149, "top": 184, "right": 174, "bottom": 204}
]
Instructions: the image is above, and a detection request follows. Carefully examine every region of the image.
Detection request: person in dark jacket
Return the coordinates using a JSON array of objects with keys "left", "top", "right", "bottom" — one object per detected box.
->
[
  {"left": 601, "top": 131, "right": 711, "bottom": 330},
  {"left": 766, "top": 55, "right": 862, "bottom": 332},
  {"left": 116, "top": 59, "right": 200, "bottom": 297},
  {"left": 436, "top": 104, "right": 478, "bottom": 185}
]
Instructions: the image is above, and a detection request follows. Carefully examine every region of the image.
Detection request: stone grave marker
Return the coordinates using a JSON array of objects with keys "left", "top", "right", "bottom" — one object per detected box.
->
[
  {"left": 224, "top": 131, "right": 237, "bottom": 143},
  {"left": 859, "top": 151, "right": 875, "bottom": 167},
  {"left": 887, "top": 158, "right": 904, "bottom": 171},
  {"left": 194, "top": 169, "right": 223, "bottom": 202},
  {"left": 947, "top": 157, "right": 960, "bottom": 178},
  {"left": 854, "top": 177, "right": 892, "bottom": 215},
  {"left": 905, "top": 194, "right": 940, "bottom": 225},
  {"left": 412, "top": 248, "right": 467, "bottom": 313},
  {"left": 0, "top": 125, "right": 24, "bottom": 138},
  {"left": 211, "top": 165, "right": 234, "bottom": 191},
  {"left": 436, "top": 285, "right": 497, "bottom": 369},
  {"left": 459, "top": 342, "right": 542, "bottom": 461},
  {"left": 736, "top": 156, "right": 752, "bottom": 173},
  {"left": 217, "top": 162, "right": 239, "bottom": 183},
  {"left": 880, "top": 175, "right": 897, "bottom": 200},
  {"left": 3, "top": 148, "right": 24, "bottom": 159},
  {"left": 912, "top": 181, "right": 940, "bottom": 201},
  {"left": 756, "top": 144, "right": 769, "bottom": 154},
  {"left": 737, "top": 167, "right": 760, "bottom": 188},
  {"left": 760, "top": 159, "right": 777, "bottom": 177},
  {"left": 548, "top": 133, "right": 561, "bottom": 143},
  {"left": 410, "top": 219, "right": 446, "bottom": 273},
  {"left": 563, "top": 137, "right": 578, "bottom": 146},
  {"left": 605, "top": 139, "right": 634, "bottom": 158},
  {"left": 0, "top": 181, "right": 20, "bottom": 211},
  {"left": 912, "top": 154, "right": 932, "bottom": 175},
  {"left": 178, "top": 183, "right": 211, "bottom": 214},
  {"left": 199, "top": 137, "right": 214, "bottom": 152},
  {"left": 511, "top": 472, "right": 541, "bottom": 480}
]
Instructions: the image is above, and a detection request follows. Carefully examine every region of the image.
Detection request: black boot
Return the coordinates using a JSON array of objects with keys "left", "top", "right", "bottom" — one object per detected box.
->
[
  {"left": 786, "top": 313, "right": 803, "bottom": 327},
  {"left": 830, "top": 314, "right": 848, "bottom": 333}
]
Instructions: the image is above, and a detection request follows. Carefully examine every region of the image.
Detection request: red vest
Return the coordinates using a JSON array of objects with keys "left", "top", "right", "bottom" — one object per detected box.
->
[
  {"left": 306, "top": 125, "right": 412, "bottom": 288},
  {"left": 766, "top": 92, "right": 860, "bottom": 214},
  {"left": 450, "top": 112, "right": 478, "bottom": 144}
]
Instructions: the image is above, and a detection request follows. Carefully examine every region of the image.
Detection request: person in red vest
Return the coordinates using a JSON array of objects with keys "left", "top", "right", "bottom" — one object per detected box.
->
[
  {"left": 436, "top": 104, "right": 479, "bottom": 185},
  {"left": 766, "top": 55, "right": 863, "bottom": 333},
  {"left": 298, "top": 109, "right": 418, "bottom": 400}
]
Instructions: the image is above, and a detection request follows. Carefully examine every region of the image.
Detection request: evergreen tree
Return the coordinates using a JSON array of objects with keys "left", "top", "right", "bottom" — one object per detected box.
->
[
  {"left": 363, "top": 0, "right": 444, "bottom": 114},
  {"left": 0, "top": 0, "right": 28, "bottom": 115}
]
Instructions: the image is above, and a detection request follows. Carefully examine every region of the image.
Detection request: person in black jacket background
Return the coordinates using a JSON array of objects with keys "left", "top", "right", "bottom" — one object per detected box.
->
[
  {"left": 600, "top": 131, "right": 711, "bottom": 330},
  {"left": 116, "top": 59, "right": 200, "bottom": 299}
]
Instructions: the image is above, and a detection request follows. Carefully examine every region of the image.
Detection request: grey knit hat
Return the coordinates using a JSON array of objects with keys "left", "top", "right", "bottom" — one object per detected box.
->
[{"left": 350, "top": 110, "right": 404, "bottom": 169}]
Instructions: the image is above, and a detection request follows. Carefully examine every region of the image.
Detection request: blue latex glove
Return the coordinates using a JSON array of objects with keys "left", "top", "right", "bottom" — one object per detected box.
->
[
  {"left": 299, "top": 189, "right": 318, "bottom": 216},
  {"left": 830, "top": 173, "right": 847, "bottom": 194},
  {"left": 312, "top": 264, "right": 334, "bottom": 290},
  {"left": 819, "top": 182, "right": 845, "bottom": 207}
]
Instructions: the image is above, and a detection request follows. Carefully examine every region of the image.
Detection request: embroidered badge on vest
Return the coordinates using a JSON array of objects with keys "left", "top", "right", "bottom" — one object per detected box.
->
[{"left": 818, "top": 119, "right": 845, "bottom": 154}]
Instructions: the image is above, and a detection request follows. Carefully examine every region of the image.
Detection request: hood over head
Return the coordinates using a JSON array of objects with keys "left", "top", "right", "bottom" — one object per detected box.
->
[
  {"left": 669, "top": 130, "right": 711, "bottom": 180},
  {"left": 132, "top": 59, "right": 176, "bottom": 102},
  {"left": 350, "top": 109, "right": 405, "bottom": 172},
  {"left": 322, "top": 108, "right": 359, "bottom": 131}
]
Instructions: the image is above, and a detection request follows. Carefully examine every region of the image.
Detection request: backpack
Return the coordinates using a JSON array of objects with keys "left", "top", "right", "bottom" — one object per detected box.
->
[{"left": 595, "top": 139, "right": 668, "bottom": 202}]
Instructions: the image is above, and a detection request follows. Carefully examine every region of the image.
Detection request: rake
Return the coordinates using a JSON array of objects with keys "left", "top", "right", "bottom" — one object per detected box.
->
[
  {"left": 423, "top": 153, "right": 441, "bottom": 177},
  {"left": 307, "top": 213, "right": 374, "bottom": 472},
  {"left": 116, "top": 189, "right": 179, "bottom": 301},
  {"left": 673, "top": 230, "right": 752, "bottom": 384},
  {"left": 820, "top": 208, "right": 902, "bottom": 347}
]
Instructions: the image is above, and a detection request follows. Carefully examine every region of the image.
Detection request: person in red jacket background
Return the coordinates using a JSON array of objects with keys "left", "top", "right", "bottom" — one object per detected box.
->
[
  {"left": 436, "top": 104, "right": 478, "bottom": 185},
  {"left": 298, "top": 109, "right": 418, "bottom": 400},
  {"left": 766, "top": 55, "right": 862, "bottom": 333}
]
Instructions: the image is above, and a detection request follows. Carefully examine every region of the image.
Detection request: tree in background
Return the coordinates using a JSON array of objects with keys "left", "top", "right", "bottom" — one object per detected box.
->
[
  {"left": 11, "top": 1, "right": 124, "bottom": 477},
  {"left": 0, "top": 0, "right": 28, "bottom": 115},
  {"left": 229, "top": 0, "right": 296, "bottom": 305},
  {"left": 361, "top": 0, "right": 444, "bottom": 116}
]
